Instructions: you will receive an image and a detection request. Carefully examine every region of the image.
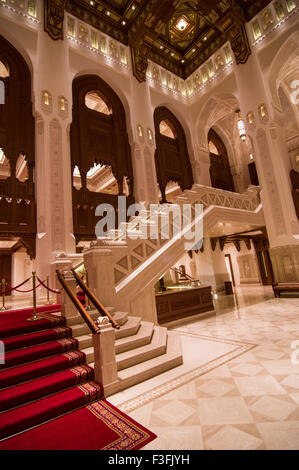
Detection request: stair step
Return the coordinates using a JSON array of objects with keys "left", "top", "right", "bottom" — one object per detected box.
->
[
  {"left": 0, "top": 351, "right": 86, "bottom": 388},
  {"left": 111, "top": 311, "right": 128, "bottom": 326},
  {"left": 2, "top": 327, "right": 72, "bottom": 352},
  {"left": 66, "top": 307, "right": 115, "bottom": 327},
  {"left": 115, "top": 321, "right": 154, "bottom": 354},
  {"left": 0, "top": 365, "right": 94, "bottom": 412},
  {"left": 116, "top": 326, "right": 167, "bottom": 370},
  {"left": 77, "top": 321, "right": 152, "bottom": 352},
  {"left": 0, "top": 381, "right": 102, "bottom": 440},
  {"left": 0, "top": 338, "right": 78, "bottom": 370},
  {"left": 105, "top": 332, "right": 183, "bottom": 396},
  {"left": 115, "top": 316, "right": 141, "bottom": 339}
]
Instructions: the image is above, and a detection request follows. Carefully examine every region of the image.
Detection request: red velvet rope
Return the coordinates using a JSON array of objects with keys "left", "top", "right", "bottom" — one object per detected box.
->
[
  {"left": 1, "top": 277, "right": 31, "bottom": 295},
  {"left": 37, "top": 277, "right": 61, "bottom": 295},
  {"left": 11, "top": 282, "right": 43, "bottom": 293}
]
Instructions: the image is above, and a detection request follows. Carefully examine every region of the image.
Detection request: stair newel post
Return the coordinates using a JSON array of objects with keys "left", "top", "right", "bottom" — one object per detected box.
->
[
  {"left": 1, "top": 279, "right": 7, "bottom": 311},
  {"left": 27, "top": 272, "right": 42, "bottom": 322},
  {"left": 92, "top": 316, "right": 118, "bottom": 395},
  {"left": 60, "top": 271, "right": 79, "bottom": 320}
]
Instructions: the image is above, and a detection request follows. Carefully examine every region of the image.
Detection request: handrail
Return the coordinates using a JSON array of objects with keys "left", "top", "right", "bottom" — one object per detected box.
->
[
  {"left": 71, "top": 268, "right": 120, "bottom": 330},
  {"left": 56, "top": 270, "right": 100, "bottom": 335},
  {"left": 171, "top": 267, "right": 194, "bottom": 282},
  {"left": 73, "top": 260, "right": 85, "bottom": 272}
]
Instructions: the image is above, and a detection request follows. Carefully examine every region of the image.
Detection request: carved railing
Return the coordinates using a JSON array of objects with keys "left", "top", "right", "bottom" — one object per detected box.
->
[{"left": 87, "top": 185, "right": 262, "bottom": 289}]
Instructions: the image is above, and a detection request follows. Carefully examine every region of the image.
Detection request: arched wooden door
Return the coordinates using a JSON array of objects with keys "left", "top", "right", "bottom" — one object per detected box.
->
[
  {"left": 0, "top": 35, "right": 36, "bottom": 258},
  {"left": 154, "top": 107, "right": 194, "bottom": 203},
  {"left": 208, "top": 129, "right": 235, "bottom": 193},
  {"left": 70, "top": 75, "right": 134, "bottom": 242}
]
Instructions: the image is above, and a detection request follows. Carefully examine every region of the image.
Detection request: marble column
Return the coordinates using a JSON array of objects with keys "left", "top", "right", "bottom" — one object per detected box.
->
[
  {"left": 128, "top": 78, "right": 159, "bottom": 205},
  {"left": 34, "top": 31, "right": 76, "bottom": 289},
  {"left": 234, "top": 51, "right": 299, "bottom": 282}
]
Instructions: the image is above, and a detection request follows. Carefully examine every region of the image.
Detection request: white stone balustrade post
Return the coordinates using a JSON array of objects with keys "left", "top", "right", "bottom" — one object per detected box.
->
[
  {"left": 93, "top": 317, "right": 118, "bottom": 394},
  {"left": 84, "top": 242, "right": 120, "bottom": 307}
]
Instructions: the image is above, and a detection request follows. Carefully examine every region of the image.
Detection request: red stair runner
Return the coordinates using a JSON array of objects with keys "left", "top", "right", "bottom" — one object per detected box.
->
[
  {"left": 0, "top": 400, "right": 156, "bottom": 450},
  {"left": 0, "top": 307, "right": 156, "bottom": 449}
]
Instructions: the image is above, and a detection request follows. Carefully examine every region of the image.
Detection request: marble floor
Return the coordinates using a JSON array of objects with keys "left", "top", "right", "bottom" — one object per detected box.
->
[{"left": 109, "top": 286, "right": 299, "bottom": 450}]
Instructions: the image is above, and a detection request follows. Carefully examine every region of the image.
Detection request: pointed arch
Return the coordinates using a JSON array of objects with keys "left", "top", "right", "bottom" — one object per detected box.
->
[
  {"left": 0, "top": 35, "right": 35, "bottom": 258},
  {"left": 70, "top": 74, "right": 134, "bottom": 242},
  {"left": 208, "top": 129, "right": 235, "bottom": 192},
  {"left": 154, "top": 107, "right": 194, "bottom": 203}
]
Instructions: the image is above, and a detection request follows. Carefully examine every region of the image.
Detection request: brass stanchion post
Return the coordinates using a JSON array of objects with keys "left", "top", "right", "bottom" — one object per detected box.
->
[
  {"left": 1, "top": 279, "right": 8, "bottom": 311},
  {"left": 27, "top": 272, "right": 42, "bottom": 322},
  {"left": 85, "top": 269, "right": 92, "bottom": 311},
  {"left": 45, "top": 276, "right": 53, "bottom": 305}
]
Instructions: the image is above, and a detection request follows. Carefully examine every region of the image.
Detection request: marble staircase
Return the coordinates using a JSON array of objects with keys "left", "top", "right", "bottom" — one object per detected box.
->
[{"left": 67, "top": 307, "right": 183, "bottom": 396}]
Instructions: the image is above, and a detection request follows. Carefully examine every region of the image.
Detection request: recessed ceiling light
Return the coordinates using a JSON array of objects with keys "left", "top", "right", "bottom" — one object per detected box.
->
[
  {"left": 122, "top": 20, "right": 126, "bottom": 25},
  {"left": 106, "top": 10, "right": 111, "bottom": 16},
  {"left": 176, "top": 17, "right": 189, "bottom": 31},
  {"left": 90, "top": 1, "right": 95, "bottom": 5},
  {"left": 160, "top": 45, "right": 164, "bottom": 49},
  {"left": 132, "top": 4, "right": 136, "bottom": 10},
  {"left": 181, "top": 59, "right": 185, "bottom": 63},
  {"left": 204, "top": 36, "right": 207, "bottom": 41},
  {"left": 192, "top": 48, "right": 196, "bottom": 52},
  {"left": 171, "top": 52, "right": 174, "bottom": 56}
]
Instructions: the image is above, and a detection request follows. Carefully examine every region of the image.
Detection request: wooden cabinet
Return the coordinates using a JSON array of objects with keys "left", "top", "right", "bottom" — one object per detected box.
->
[{"left": 156, "top": 286, "right": 214, "bottom": 324}]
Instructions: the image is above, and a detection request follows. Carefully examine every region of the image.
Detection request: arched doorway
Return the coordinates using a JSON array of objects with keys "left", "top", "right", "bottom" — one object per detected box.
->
[
  {"left": 0, "top": 35, "right": 35, "bottom": 259},
  {"left": 208, "top": 128, "right": 235, "bottom": 192},
  {"left": 70, "top": 75, "right": 134, "bottom": 242},
  {"left": 154, "top": 107, "right": 194, "bottom": 203}
]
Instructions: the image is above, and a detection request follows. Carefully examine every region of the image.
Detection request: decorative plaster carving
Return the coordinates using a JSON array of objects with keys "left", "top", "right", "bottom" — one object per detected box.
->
[{"left": 44, "top": 0, "right": 66, "bottom": 41}]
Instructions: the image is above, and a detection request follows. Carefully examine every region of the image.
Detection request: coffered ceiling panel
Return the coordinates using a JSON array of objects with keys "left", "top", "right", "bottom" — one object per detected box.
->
[{"left": 65, "top": 0, "right": 272, "bottom": 80}]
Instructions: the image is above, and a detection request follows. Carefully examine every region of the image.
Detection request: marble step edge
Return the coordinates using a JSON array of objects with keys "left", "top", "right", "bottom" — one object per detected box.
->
[
  {"left": 69, "top": 314, "right": 138, "bottom": 339},
  {"left": 65, "top": 307, "right": 116, "bottom": 326},
  {"left": 105, "top": 332, "right": 183, "bottom": 396},
  {"left": 77, "top": 321, "right": 153, "bottom": 354},
  {"left": 116, "top": 326, "right": 168, "bottom": 371}
]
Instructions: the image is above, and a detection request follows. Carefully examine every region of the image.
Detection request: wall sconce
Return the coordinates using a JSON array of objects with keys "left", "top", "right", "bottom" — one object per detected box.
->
[
  {"left": 236, "top": 109, "right": 246, "bottom": 141},
  {"left": 259, "top": 104, "right": 268, "bottom": 121},
  {"left": 58, "top": 96, "right": 68, "bottom": 119},
  {"left": 137, "top": 125, "right": 143, "bottom": 138},
  {"left": 147, "top": 128, "right": 153, "bottom": 142},
  {"left": 41, "top": 90, "right": 52, "bottom": 114},
  {"left": 247, "top": 111, "right": 255, "bottom": 127},
  {"left": 250, "top": 153, "right": 254, "bottom": 160}
]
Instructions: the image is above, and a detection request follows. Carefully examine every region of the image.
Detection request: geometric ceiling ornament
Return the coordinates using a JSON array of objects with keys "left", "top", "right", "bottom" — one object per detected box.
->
[{"left": 66, "top": 0, "right": 271, "bottom": 80}]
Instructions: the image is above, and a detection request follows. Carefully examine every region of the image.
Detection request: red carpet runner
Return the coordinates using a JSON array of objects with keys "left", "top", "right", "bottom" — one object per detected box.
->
[{"left": 0, "top": 307, "right": 156, "bottom": 450}]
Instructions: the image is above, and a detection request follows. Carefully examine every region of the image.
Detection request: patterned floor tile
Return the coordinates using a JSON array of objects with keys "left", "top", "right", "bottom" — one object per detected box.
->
[{"left": 203, "top": 424, "right": 264, "bottom": 450}]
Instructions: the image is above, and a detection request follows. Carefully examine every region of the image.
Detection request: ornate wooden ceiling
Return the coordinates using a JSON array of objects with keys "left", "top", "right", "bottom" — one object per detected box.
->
[{"left": 45, "top": 0, "right": 272, "bottom": 82}]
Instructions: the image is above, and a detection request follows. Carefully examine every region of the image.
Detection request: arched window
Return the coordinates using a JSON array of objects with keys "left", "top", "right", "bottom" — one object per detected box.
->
[
  {"left": 0, "top": 35, "right": 35, "bottom": 258},
  {"left": 159, "top": 120, "right": 176, "bottom": 139},
  {"left": 154, "top": 107, "right": 194, "bottom": 203},
  {"left": 0, "top": 148, "right": 10, "bottom": 180},
  {"left": 85, "top": 91, "right": 112, "bottom": 115},
  {"left": 16, "top": 154, "right": 29, "bottom": 182},
  {"left": 0, "top": 60, "right": 9, "bottom": 78},
  {"left": 86, "top": 163, "right": 119, "bottom": 195},
  {"left": 208, "top": 140, "right": 219, "bottom": 155},
  {"left": 70, "top": 74, "right": 134, "bottom": 242},
  {"left": 208, "top": 129, "right": 235, "bottom": 192}
]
